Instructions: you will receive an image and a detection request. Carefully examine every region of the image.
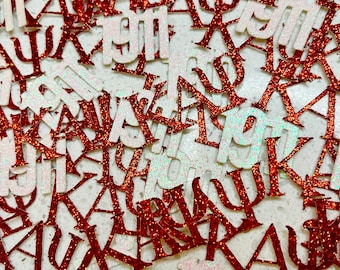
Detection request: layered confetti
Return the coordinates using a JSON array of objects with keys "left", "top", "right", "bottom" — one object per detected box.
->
[{"left": 0, "top": 0, "right": 339, "bottom": 269}]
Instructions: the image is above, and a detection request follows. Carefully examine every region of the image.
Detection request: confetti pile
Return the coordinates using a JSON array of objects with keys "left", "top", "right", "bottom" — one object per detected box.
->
[{"left": 0, "top": 0, "right": 339, "bottom": 269}]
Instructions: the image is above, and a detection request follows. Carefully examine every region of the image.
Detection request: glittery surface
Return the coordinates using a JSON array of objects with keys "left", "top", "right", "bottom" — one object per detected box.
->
[{"left": 0, "top": 0, "right": 339, "bottom": 269}]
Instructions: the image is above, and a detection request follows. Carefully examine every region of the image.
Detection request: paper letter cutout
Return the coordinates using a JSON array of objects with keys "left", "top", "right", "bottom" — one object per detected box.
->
[{"left": 236, "top": 0, "right": 321, "bottom": 50}]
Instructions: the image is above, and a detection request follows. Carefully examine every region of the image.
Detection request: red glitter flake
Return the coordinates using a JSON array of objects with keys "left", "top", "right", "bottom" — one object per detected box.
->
[
  {"left": 287, "top": 199, "right": 340, "bottom": 269},
  {"left": 246, "top": 224, "right": 287, "bottom": 269}
]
